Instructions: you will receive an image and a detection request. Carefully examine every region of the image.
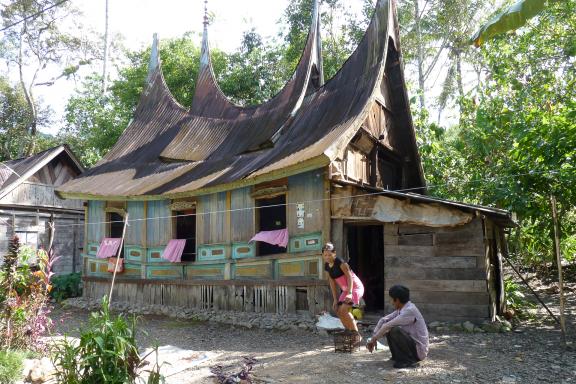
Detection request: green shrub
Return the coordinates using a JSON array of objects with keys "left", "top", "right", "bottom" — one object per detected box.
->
[
  {"left": 0, "top": 350, "right": 25, "bottom": 384},
  {"left": 50, "top": 272, "right": 82, "bottom": 302},
  {"left": 505, "top": 279, "right": 536, "bottom": 319},
  {"left": 52, "top": 297, "right": 146, "bottom": 384}
]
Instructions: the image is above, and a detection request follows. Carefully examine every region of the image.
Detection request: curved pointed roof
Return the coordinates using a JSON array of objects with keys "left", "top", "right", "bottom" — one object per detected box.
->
[{"left": 58, "top": 0, "right": 425, "bottom": 199}]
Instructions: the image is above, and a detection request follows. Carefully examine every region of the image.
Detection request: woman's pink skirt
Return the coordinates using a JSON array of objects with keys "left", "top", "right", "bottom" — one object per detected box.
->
[{"left": 334, "top": 273, "right": 364, "bottom": 305}]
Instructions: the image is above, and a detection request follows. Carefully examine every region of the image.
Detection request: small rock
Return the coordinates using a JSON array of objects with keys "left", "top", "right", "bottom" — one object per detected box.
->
[{"left": 428, "top": 321, "right": 441, "bottom": 328}]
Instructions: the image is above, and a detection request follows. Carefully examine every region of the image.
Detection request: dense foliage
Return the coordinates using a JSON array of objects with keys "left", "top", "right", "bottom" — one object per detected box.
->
[
  {"left": 422, "top": 0, "right": 576, "bottom": 266},
  {"left": 0, "top": 350, "right": 25, "bottom": 384},
  {"left": 0, "top": 237, "right": 56, "bottom": 351},
  {"left": 52, "top": 297, "right": 165, "bottom": 384},
  {"left": 50, "top": 272, "right": 83, "bottom": 302}
]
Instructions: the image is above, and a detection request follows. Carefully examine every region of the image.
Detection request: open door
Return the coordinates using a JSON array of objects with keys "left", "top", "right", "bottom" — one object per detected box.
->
[{"left": 347, "top": 224, "right": 385, "bottom": 313}]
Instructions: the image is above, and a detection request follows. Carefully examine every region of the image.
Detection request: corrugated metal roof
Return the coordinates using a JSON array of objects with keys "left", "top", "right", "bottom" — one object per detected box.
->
[{"left": 57, "top": 0, "right": 424, "bottom": 199}]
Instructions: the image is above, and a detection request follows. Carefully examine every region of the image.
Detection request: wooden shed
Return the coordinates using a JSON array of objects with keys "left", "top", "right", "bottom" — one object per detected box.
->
[
  {"left": 57, "top": 0, "right": 513, "bottom": 322},
  {"left": 0, "top": 145, "right": 85, "bottom": 274}
]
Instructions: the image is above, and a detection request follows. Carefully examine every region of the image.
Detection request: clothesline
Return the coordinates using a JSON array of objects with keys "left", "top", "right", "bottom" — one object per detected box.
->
[{"left": 0, "top": 168, "right": 563, "bottom": 231}]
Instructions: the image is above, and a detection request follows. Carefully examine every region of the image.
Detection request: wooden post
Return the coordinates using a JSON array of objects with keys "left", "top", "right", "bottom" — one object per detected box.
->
[
  {"left": 550, "top": 195, "right": 566, "bottom": 345},
  {"left": 109, "top": 213, "right": 129, "bottom": 303}
]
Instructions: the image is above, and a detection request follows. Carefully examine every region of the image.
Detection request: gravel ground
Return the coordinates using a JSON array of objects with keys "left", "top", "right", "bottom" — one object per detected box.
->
[{"left": 50, "top": 278, "right": 576, "bottom": 384}]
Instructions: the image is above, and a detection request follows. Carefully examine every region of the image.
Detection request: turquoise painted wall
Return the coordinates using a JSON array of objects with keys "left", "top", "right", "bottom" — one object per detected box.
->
[
  {"left": 87, "top": 201, "right": 105, "bottom": 243},
  {"left": 147, "top": 200, "right": 171, "bottom": 247}
]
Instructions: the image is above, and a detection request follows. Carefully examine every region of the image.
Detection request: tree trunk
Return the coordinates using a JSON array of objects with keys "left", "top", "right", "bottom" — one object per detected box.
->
[
  {"left": 414, "top": 0, "right": 425, "bottom": 109},
  {"left": 102, "top": 0, "right": 110, "bottom": 94},
  {"left": 18, "top": 26, "right": 37, "bottom": 156}
]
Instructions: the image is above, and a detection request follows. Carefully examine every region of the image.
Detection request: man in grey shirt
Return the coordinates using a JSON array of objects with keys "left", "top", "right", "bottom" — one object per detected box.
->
[{"left": 367, "top": 285, "right": 429, "bottom": 368}]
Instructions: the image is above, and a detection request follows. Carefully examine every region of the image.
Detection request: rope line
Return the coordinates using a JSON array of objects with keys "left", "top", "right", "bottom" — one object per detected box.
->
[{"left": 0, "top": 168, "right": 564, "bottom": 231}]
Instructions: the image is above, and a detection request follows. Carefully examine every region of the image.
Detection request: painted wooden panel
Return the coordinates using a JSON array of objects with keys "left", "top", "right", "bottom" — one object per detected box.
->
[
  {"left": 123, "top": 263, "right": 141, "bottom": 278},
  {"left": 146, "top": 200, "right": 171, "bottom": 247},
  {"left": 125, "top": 245, "right": 145, "bottom": 263},
  {"left": 87, "top": 201, "right": 105, "bottom": 243},
  {"left": 197, "top": 244, "right": 227, "bottom": 261},
  {"left": 232, "top": 242, "right": 256, "bottom": 259},
  {"left": 231, "top": 187, "right": 254, "bottom": 242},
  {"left": 276, "top": 257, "right": 321, "bottom": 279},
  {"left": 87, "top": 242, "right": 100, "bottom": 257},
  {"left": 197, "top": 193, "right": 226, "bottom": 245},
  {"left": 185, "top": 264, "right": 225, "bottom": 280},
  {"left": 86, "top": 258, "right": 109, "bottom": 277},
  {"left": 146, "top": 246, "right": 165, "bottom": 263},
  {"left": 287, "top": 170, "right": 325, "bottom": 236},
  {"left": 232, "top": 261, "right": 272, "bottom": 279},
  {"left": 126, "top": 201, "right": 145, "bottom": 246},
  {"left": 146, "top": 265, "right": 184, "bottom": 280},
  {"left": 289, "top": 232, "right": 323, "bottom": 253}
]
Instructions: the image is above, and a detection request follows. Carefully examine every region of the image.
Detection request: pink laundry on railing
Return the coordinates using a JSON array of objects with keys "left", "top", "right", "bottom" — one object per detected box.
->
[
  {"left": 96, "top": 238, "right": 122, "bottom": 259},
  {"left": 249, "top": 228, "right": 289, "bottom": 248},
  {"left": 162, "top": 239, "right": 187, "bottom": 263}
]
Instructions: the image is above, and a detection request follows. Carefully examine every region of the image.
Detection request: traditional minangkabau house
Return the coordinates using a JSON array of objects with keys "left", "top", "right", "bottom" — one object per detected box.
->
[
  {"left": 57, "top": 0, "right": 514, "bottom": 322},
  {"left": 1, "top": 145, "right": 85, "bottom": 274}
]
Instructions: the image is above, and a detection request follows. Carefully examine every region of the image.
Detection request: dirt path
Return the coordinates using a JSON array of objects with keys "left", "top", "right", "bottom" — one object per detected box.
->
[{"left": 51, "top": 301, "right": 575, "bottom": 384}]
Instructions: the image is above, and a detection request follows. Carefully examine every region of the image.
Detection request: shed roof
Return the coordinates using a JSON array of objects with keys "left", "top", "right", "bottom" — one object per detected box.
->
[
  {"left": 0, "top": 145, "right": 84, "bottom": 201},
  {"left": 57, "top": 0, "right": 425, "bottom": 200}
]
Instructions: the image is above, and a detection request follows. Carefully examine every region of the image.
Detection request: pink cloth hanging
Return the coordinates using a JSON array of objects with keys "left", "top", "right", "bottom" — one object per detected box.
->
[
  {"left": 96, "top": 238, "right": 122, "bottom": 259},
  {"left": 249, "top": 229, "right": 289, "bottom": 248},
  {"left": 162, "top": 239, "right": 187, "bottom": 263}
]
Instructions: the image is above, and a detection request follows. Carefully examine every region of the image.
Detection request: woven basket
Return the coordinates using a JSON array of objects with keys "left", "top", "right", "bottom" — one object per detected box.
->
[{"left": 333, "top": 330, "right": 360, "bottom": 353}]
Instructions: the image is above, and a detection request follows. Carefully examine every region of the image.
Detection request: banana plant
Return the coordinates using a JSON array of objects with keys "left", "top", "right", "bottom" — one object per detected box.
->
[{"left": 471, "top": 0, "right": 556, "bottom": 47}]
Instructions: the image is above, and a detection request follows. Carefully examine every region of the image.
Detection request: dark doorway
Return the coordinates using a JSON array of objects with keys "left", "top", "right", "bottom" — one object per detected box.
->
[
  {"left": 176, "top": 208, "right": 196, "bottom": 261},
  {"left": 108, "top": 212, "right": 124, "bottom": 258},
  {"left": 347, "top": 224, "right": 384, "bottom": 312},
  {"left": 256, "top": 195, "right": 287, "bottom": 256}
]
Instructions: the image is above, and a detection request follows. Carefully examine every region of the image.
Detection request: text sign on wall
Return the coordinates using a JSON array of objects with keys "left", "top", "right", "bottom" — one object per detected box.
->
[{"left": 296, "top": 203, "right": 305, "bottom": 229}]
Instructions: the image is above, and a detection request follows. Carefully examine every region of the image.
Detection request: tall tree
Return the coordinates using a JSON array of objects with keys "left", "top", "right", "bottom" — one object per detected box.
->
[{"left": 0, "top": 0, "right": 96, "bottom": 156}]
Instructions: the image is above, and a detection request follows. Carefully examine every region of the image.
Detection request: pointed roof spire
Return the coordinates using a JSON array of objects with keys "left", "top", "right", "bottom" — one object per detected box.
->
[
  {"left": 313, "top": 0, "right": 324, "bottom": 86},
  {"left": 203, "top": 0, "right": 209, "bottom": 28},
  {"left": 199, "top": 0, "right": 211, "bottom": 70},
  {"left": 146, "top": 33, "right": 160, "bottom": 83}
]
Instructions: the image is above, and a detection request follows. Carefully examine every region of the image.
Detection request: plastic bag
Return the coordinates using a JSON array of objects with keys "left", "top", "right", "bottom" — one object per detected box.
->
[{"left": 316, "top": 312, "right": 345, "bottom": 330}]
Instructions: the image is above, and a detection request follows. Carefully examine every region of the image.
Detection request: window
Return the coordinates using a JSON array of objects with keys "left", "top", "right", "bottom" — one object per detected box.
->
[
  {"left": 175, "top": 208, "right": 196, "bottom": 262},
  {"left": 108, "top": 212, "right": 124, "bottom": 257},
  {"left": 15, "top": 231, "right": 38, "bottom": 249},
  {"left": 256, "top": 195, "right": 287, "bottom": 256}
]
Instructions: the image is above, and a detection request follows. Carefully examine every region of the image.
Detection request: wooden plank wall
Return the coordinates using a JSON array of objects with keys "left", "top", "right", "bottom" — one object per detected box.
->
[
  {"left": 0, "top": 210, "right": 83, "bottom": 274},
  {"left": 197, "top": 193, "right": 226, "bottom": 245},
  {"left": 146, "top": 200, "right": 171, "bottom": 247},
  {"left": 230, "top": 187, "right": 254, "bottom": 242},
  {"left": 287, "top": 170, "right": 325, "bottom": 236},
  {"left": 84, "top": 279, "right": 332, "bottom": 315},
  {"left": 0, "top": 182, "right": 83, "bottom": 210},
  {"left": 384, "top": 217, "right": 490, "bottom": 322},
  {"left": 87, "top": 201, "right": 105, "bottom": 243},
  {"left": 126, "top": 201, "right": 145, "bottom": 246}
]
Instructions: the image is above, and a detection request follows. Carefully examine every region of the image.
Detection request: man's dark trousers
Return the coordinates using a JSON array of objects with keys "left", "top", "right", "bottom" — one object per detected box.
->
[{"left": 386, "top": 326, "right": 420, "bottom": 365}]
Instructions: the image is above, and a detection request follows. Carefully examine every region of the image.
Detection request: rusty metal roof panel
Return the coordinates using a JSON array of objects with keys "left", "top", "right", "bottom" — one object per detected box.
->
[{"left": 57, "top": 0, "right": 399, "bottom": 199}]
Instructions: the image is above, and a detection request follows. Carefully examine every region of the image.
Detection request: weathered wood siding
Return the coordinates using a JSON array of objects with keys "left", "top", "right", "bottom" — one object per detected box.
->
[
  {"left": 0, "top": 210, "right": 84, "bottom": 274},
  {"left": 287, "top": 170, "right": 325, "bottom": 236},
  {"left": 384, "top": 217, "right": 490, "bottom": 322},
  {"left": 126, "top": 201, "right": 145, "bottom": 246},
  {"left": 0, "top": 182, "right": 83, "bottom": 210},
  {"left": 84, "top": 278, "right": 331, "bottom": 315},
  {"left": 87, "top": 201, "right": 105, "bottom": 243},
  {"left": 231, "top": 187, "right": 254, "bottom": 242},
  {"left": 146, "top": 200, "right": 171, "bottom": 247},
  {"left": 197, "top": 192, "right": 226, "bottom": 245}
]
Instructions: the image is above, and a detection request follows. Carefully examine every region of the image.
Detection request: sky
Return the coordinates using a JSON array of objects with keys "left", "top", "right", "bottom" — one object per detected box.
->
[
  {"left": 8, "top": 0, "right": 297, "bottom": 135},
  {"left": 1, "top": 0, "right": 467, "bottom": 135}
]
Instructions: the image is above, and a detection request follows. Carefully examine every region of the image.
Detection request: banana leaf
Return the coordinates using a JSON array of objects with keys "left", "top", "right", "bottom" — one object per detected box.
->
[{"left": 471, "top": 0, "right": 551, "bottom": 47}]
